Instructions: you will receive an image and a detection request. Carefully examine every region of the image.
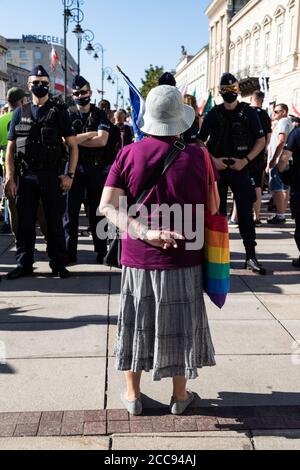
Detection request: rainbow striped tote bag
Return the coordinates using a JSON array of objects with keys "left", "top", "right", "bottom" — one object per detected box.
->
[{"left": 202, "top": 148, "right": 230, "bottom": 309}]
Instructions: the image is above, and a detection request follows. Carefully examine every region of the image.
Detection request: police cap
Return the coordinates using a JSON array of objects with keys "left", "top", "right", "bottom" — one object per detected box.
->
[
  {"left": 29, "top": 65, "right": 50, "bottom": 78},
  {"left": 158, "top": 72, "right": 176, "bottom": 87},
  {"left": 220, "top": 73, "right": 238, "bottom": 86},
  {"left": 72, "top": 75, "right": 89, "bottom": 90}
]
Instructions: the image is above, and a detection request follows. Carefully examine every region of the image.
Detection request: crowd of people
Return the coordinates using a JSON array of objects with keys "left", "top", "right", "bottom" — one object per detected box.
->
[
  {"left": 0, "top": 64, "right": 299, "bottom": 415},
  {"left": 0, "top": 66, "right": 134, "bottom": 280}
]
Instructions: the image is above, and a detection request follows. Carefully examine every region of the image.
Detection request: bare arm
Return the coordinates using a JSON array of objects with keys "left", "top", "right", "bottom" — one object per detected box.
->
[
  {"left": 269, "top": 133, "right": 287, "bottom": 169},
  {"left": 5, "top": 140, "right": 16, "bottom": 180},
  {"left": 100, "top": 187, "right": 184, "bottom": 250},
  {"left": 75, "top": 132, "right": 98, "bottom": 145},
  {"left": 59, "top": 135, "right": 79, "bottom": 192},
  {"left": 5, "top": 140, "right": 17, "bottom": 198},
  {"left": 79, "top": 130, "right": 109, "bottom": 148},
  {"left": 277, "top": 149, "right": 292, "bottom": 173},
  {"left": 65, "top": 135, "right": 79, "bottom": 173},
  {"left": 247, "top": 136, "right": 266, "bottom": 161},
  {"left": 266, "top": 132, "right": 271, "bottom": 151}
]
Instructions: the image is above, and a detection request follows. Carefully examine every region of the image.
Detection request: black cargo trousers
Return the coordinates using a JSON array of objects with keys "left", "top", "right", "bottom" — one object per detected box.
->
[
  {"left": 290, "top": 187, "right": 300, "bottom": 253},
  {"left": 217, "top": 167, "right": 257, "bottom": 259}
]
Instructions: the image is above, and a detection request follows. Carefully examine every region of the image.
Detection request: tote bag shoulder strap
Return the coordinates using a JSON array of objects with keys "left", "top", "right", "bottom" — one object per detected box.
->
[{"left": 201, "top": 146, "right": 219, "bottom": 213}]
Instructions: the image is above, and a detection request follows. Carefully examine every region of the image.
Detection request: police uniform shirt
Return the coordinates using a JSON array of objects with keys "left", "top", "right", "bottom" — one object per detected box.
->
[
  {"left": 251, "top": 107, "right": 272, "bottom": 165},
  {"left": 8, "top": 101, "right": 75, "bottom": 142},
  {"left": 253, "top": 107, "right": 272, "bottom": 138},
  {"left": 75, "top": 108, "right": 110, "bottom": 171},
  {"left": 284, "top": 127, "right": 300, "bottom": 184},
  {"left": 77, "top": 108, "right": 110, "bottom": 135},
  {"left": 198, "top": 103, "right": 264, "bottom": 158},
  {"left": 105, "top": 122, "right": 122, "bottom": 166}
]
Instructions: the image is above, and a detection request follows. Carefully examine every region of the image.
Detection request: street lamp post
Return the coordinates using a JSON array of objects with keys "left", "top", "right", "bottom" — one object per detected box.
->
[
  {"left": 110, "top": 74, "right": 120, "bottom": 109},
  {"left": 118, "top": 87, "right": 125, "bottom": 109},
  {"left": 93, "top": 43, "right": 105, "bottom": 100},
  {"left": 73, "top": 28, "right": 95, "bottom": 74},
  {"left": 62, "top": 0, "right": 84, "bottom": 101}
]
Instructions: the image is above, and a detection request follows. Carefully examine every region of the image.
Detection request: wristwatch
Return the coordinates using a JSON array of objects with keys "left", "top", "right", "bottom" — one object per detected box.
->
[
  {"left": 67, "top": 172, "right": 75, "bottom": 180},
  {"left": 244, "top": 156, "right": 251, "bottom": 164}
]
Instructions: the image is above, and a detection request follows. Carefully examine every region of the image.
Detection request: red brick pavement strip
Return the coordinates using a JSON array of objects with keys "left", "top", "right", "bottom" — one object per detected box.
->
[{"left": 0, "top": 407, "right": 299, "bottom": 437}]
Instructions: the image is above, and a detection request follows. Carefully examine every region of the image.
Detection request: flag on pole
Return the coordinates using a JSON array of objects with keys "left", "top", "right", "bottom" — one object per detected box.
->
[
  {"left": 198, "top": 99, "right": 206, "bottom": 114},
  {"left": 291, "top": 103, "right": 300, "bottom": 118},
  {"left": 203, "top": 92, "right": 213, "bottom": 115},
  {"left": 51, "top": 47, "right": 61, "bottom": 72},
  {"left": 117, "top": 66, "right": 145, "bottom": 141},
  {"left": 54, "top": 77, "right": 65, "bottom": 94}
]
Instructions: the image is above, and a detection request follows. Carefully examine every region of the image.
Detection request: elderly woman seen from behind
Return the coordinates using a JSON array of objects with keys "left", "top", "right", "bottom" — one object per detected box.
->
[{"left": 100, "top": 85, "right": 219, "bottom": 416}]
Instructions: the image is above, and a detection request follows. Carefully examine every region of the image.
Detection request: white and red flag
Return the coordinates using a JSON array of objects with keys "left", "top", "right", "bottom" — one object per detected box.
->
[
  {"left": 51, "top": 47, "right": 61, "bottom": 72},
  {"left": 54, "top": 77, "right": 65, "bottom": 94}
]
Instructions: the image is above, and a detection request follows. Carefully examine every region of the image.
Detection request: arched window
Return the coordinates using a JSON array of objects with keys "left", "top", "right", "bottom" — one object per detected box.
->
[
  {"left": 262, "top": 15, "right": 272, "bottom": 29},
  {"left": 243, "top": 30, "right": 251, "bottom": 41},
  {"left": 274, "top": 5, "right": 286, "bottom": 22},
  {"left": 252, "top": 23, "right": 261, "bottom": 35},
  {"left": 287, "top": 0, "right": 295, "bottom": 9}
]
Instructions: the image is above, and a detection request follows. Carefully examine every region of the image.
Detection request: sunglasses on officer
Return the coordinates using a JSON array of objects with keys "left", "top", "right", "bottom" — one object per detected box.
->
[
  {"left": 73, "top": 88, "right": 90, "bottom": 97},
  {"left": 274, "top": 108, "right": 284, "bottom": 114},
  {"left": 220, "top": 84, "right": 239, "bottom": 94},
  {"left": 29, "top": 80, "right": 50, "bottom": 86}
]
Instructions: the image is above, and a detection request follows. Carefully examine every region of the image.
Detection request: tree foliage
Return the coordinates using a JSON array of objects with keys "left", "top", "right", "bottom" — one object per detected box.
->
[{"left": 140, "top": 65, "right": 164, "bottom": 98}]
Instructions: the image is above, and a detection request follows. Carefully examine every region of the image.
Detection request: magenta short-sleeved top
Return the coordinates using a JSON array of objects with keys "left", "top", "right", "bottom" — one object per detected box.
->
[{"left": 105, "top": 136, "right": 211, "bottom": 270}]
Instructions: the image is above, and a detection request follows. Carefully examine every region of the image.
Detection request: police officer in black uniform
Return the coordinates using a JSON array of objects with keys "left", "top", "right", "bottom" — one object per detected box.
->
[
  {"left": 65, "top": 76, "right": 110, "bottom": 264},
  {"left": 198, "top": 73, "right": 266, "bottom": 274},
  {"left": 5, "top": 65, "right": 78, "bottom": 280},
  {"left": 278, "top": 127, "right": 300, "bottom": 268}
]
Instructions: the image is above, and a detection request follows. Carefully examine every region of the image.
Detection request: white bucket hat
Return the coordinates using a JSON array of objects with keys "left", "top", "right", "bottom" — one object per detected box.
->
[{"left": 140, "top": 85, "right": 196, "bottom": 137}]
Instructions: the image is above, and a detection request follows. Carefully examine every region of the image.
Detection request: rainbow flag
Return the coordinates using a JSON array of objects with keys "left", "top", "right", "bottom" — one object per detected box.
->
[
  {"left": 204, "top": 217, "right": 230, "bottom": 309},
  {"left": 202, "top": 147, "right": 230, "bottom": 309}
]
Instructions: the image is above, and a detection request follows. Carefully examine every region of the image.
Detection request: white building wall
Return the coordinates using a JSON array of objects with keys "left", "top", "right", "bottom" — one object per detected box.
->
[
  {"left": 206, "top": 0, "right": 300, "bottom": 108},
  {"left": 175, "top": 46, "right": 209, "bottom": 104}
]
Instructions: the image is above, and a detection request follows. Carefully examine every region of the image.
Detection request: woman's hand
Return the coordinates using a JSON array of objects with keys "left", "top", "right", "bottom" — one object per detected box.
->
[{"left": 144, "top": 230, "right": 185, "bottom": 250}]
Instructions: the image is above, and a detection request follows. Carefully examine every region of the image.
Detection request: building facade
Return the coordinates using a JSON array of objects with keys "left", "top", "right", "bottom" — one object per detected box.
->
[
  {"left": 6, "top": 37, "right": 77, "bottom": 96},
  {"left": 175, "top": 45, "right": 209, "bottom": 105},
  {"left": 0, "top": 36, "right": 9, "bottom": 107},
  {"left": 205, "top": 0, "right": 300, "bottom": 108},
  {"left": 7, "top": 63, "right": 30, "bottom": 91}
]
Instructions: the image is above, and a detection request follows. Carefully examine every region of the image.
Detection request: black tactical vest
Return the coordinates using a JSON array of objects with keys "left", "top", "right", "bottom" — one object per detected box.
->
[
  {"left": 69, "top": 104, "right": 106, "bottom": 165},
  {"left": 15, "top": 101, "right": 66, "bottom": 172},
  {"left": 207, "top": 102, "right": 253, "bottom": 159}
]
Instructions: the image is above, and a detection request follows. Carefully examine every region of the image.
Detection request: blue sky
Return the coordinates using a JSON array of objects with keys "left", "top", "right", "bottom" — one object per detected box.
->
[{"left": 1, "top": 0, "right": 210, "bottom": 105}]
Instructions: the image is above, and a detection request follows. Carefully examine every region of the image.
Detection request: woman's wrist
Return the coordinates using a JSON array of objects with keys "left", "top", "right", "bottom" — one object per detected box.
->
[{"left": 138, "top": 225, "right": 149, "bottom": 240}]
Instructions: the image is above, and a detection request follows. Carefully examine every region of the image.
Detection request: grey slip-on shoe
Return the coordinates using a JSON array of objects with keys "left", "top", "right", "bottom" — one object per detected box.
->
[
  {"left": 121, "top": 393, "right": 143, "bottom": 416},
  {"left": 170, "top": 391, "right": 195, "bottom": 415}
]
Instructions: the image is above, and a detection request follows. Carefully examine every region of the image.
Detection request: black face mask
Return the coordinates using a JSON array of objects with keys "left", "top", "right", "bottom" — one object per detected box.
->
[
  {"left": 222, "top": 92, "right": 238, "bottom": 104},
  {"left": 31, "top": 84, "right": 49, "bottom": 98},
  {"left": 74, "top": 96, "right": 91, "bottom": 107}
]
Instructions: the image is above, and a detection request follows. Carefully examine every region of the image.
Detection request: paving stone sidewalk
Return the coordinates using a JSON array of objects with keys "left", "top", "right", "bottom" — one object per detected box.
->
[{"left": 1, "top": 207, "right": 300, "bottom": 450}]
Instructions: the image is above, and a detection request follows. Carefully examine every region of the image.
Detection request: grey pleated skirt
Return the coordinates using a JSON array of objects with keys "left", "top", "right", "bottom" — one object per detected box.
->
[{"left": 114, "top": 265, "right": 216, "bottom": 381}]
